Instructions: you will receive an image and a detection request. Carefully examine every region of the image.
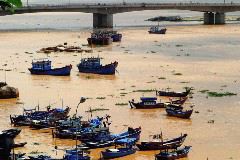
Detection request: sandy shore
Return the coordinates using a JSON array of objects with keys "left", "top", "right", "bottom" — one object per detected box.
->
[{"left": 0, "top": 24, "right": 240, "bottom": 159}]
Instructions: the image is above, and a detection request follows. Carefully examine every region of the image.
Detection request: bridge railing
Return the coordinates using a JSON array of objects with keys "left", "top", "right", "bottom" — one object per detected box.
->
[{"left": 21, "top": 2, "right": 240, "bottom": 8}]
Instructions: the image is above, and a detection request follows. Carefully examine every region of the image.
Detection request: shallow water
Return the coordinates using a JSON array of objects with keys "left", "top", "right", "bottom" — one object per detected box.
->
[{"left": 0, "top": 24, "right": 240, "bottom": 159}]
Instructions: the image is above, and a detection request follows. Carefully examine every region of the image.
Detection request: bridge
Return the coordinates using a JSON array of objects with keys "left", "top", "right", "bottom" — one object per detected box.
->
[{"left": 1, "top": 3, "right": 240, "bottom": 28}]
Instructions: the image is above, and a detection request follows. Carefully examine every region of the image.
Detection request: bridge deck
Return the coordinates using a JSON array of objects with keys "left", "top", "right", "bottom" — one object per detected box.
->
[{"left": 1, "top": 3, "right": 240, "bottom": 15}]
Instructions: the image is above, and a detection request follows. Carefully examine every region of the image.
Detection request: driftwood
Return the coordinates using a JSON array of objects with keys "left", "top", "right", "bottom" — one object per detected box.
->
[{"left": 38, "top": 44, "right": 92, "bottom": 53}]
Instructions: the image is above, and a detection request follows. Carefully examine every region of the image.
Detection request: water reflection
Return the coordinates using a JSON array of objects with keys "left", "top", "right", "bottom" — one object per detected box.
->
[{"left": 77, "top": 73, "right": 117, "bottom": 80}]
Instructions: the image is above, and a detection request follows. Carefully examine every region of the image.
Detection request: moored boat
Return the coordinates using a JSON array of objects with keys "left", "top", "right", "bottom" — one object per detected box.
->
[
  {"left": 77, "top": 57, "right": 118, "bottom": 75},
  {"left": 155, "top": 146, "right": 192, "bottom": 160},
  {"left": 148, "top": 26, "right": 167, "bottom": 34},
  {"left": 0, "top": 128, "right": 22, "bottom": 159},
  {"left": 129, "top": 97, "right": 165, "bottom": 109},
  {"left": 101, "top": 138, "right": 137, "bottom": 159},
  {"left": 166, "top": 107, "right": 193, "bottom": 119},
  {"left": 87, "top": 30, "right": 122, "bottom": 45},
  {"left": 156, "top": 88, "right": 191, "bottom": 97},
  {"left": 87, "top": 37, "right": 112, "bottom": 45},
  {"left": 111, "top": 127, "right": 141, "bottom": 141},
  {"left": 169, "top": 97, "right": 188, "bottom": 105},
  {"left": 10, "top": 106, "right": 70, "bottom": 128},
  {"left": 136, "top": 133, "right": 187, "bottom": 151},
  {"left": 64, "top": 148, "right": 90, "bottom": 160},
  {"left": 28, "top": 59, "right": 72, "bottom": 76},
  {"left": 83, "top": 140, "right": 114, "bottom": 149}
]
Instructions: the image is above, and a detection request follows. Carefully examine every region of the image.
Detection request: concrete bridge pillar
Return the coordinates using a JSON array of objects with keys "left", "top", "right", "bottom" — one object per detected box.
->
[
  {"left": 215, "top": 12, "right": 225, "bottom": 24},
  {"left": 204, "top": 12, "right": 214, "bottom": 25},
  {"left": 93, "top": 13, "right": 113, "bottom": 28}
]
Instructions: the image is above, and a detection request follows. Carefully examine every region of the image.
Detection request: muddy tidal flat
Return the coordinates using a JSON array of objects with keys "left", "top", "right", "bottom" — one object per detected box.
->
[{"left": 0, "top": 25, "right": 240, "bottom": 160}]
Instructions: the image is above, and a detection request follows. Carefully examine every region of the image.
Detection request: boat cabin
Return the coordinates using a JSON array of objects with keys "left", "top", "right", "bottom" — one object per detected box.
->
[
  {"left": 31, "top": 59, "right": 51, "bottom": 70},
  {"left": 140, "top": 97, "right": 157, "bottom": 105},
  {"left": 80, "top": 57, "right": 101, "bottom": 68},
  {"left": 149, "top": 26, "right": 166, "bottom": 32}
]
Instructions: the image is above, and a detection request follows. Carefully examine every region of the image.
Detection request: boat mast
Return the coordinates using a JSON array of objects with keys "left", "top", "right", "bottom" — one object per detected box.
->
[
  {"left": 4, "top": 70, "right": 6, "bottom": 84},
  {"left": 62, "top": 98, "right": 64, "bottom": 110}
]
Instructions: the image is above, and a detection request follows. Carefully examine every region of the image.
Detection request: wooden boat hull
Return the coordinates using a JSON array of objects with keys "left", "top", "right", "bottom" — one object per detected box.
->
[
  {"left": 88, "top": 37, "right": 112, "bottom": 45},
  {"left": 129, "top": 101, "right": 165, "bottom": 109},
  {"left": 12, "top": 142, "right": 27, "bottom": 148},
  {"left": 28, "top": 65, "right": 72, "bottom": 76},
  {"left": 111, "top": 34, "right": 122, "bottom": 42},
  {"left": 169, "top": 97, "right": 187, "bottom": 105},
  {"left": 137, "top": 134, "right": 187, "bottom": 151},
  {"left": 148, "top": 29, "right": 167, "bottom": 34},
  {"left": 101, "top": 148, "right": 136, "bottom": 159},
  {"left": 84, "top": 140, "right": 114, "bottom": 149},
  {"left": 53, "top": 131, "right": 76, "bottom": 139},
  {"left": 112, "top": 127, "right": 141, "bottom": 141},
  {"left": 0, "top": 129, "right": 22, "bottom": 159},
  {"left": 156, "top": 89, "right": 190, "bottom": 97},
  {"left": 30, "top": 121, "right": 52, "bottom": 129},
  {"left": 155, "top": 146, "right": 191, "bottom": 160},
  {"left": 166, "top": 108, "right": 193, "bottom": 119},
  {"left": 77, "top": 61, "right": 118, "bottom": 75}
]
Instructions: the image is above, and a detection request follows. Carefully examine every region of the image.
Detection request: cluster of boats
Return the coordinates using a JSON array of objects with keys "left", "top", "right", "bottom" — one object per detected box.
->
[
  {"left": 6, "top": 98, "right": 192, "bottom": 160},
  {"left": 28, "top": 57, "right": 118, "bottom": 76},
  {"left": 87, "top": 30, "right": 122, "bottom": 46},
  {"left": 129, "top": 88, "right": 193, "bottom": 119}
]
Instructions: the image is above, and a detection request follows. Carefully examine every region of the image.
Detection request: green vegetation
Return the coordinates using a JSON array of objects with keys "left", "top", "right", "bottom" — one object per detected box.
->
[
  {"left": 96, "top": 97, "right": 106, "bottom": 100},
  {"left": 0, "top": 0, "right": 23, "bottom": 12},
  {"left": 207, "top": 91, "right": 237, "bottom": 97},
  {"left": 180, "top": 81, "right": 190, "bottom": 84},
  {"left": 85, "top": 108, "right": 109, "bottom": 112},
  {"left": 158, "top": 77, "right": 166, "bottom": 80},
  {"left": 198, "top": 89, "right": 209, "bottom": 93},
  {"left": 120, "top": 92, "right": 128, "bottom": 95},
  {"left": 85, "top": 75, "right": 91, "bottom": 79},
  {"left": 175, "top": 44, "right": 183, "bottom": 47},
  {"left": 29, "top": 150, "right": 44, "bottom": 154},
  {"left": 173, "top": 72, "right": 182, "bottom": 76},
  {"left": 220, "top": 85, "right": 227, "bottom": 88},
  {"left": 146, "top": 81, "right": 156, "bottom": 83},
  {"left": 115, "top": 103, "right": 128, "bottom": 106},
  {"left": 133, "top": 89, "right": 156, "bottom": 93}
]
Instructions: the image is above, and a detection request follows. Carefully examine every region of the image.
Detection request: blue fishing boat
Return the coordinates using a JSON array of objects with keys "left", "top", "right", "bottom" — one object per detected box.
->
[
  {"left": 28, "top": 155, "right": 52, "bottom": 160},
  {"left": 106, "top": 31, "right": 122, "bottom": 42},
  {"left": 77, "top": 57, "right": 118, "bottom": 75},
  {"left": 148, "top": 26, "right": 167, "bottom": 34},
  {"left": 166, "top": 106, "right": 193, "bottom": 119},
  {"left": 111, "top": 33, "right": 122, "bottom": 42},
  {"left": 110, "top": 127, "right": 141, "bottom": 140},
  {"left": 29, "top": 59, "right": 72, "bottom": 76},
  {"left": 88, "top": 37, "right": 112, "bottom": 45},
  {"left": 129, "top": 97, "right": 165, "bottom": 109},
  {"left": 10, "top": 106, "right": 70, "bottom": 127},
  {"left": 64, "top": 148, "right": 90, "bottom": 160},
  {"left": 88, "top": 31, "right": 122, "bottom": 45},
  {"left": 155, "top": 146, "right": 192, "bottom": 160},
  {"left": 101, "top": 138, "right": 137, "bottom": 159}
]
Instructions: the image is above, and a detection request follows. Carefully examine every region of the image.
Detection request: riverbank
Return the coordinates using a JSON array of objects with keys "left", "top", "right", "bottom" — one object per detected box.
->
[{"left": 0, "top": 24, "right": 239, "bottom": 159}]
